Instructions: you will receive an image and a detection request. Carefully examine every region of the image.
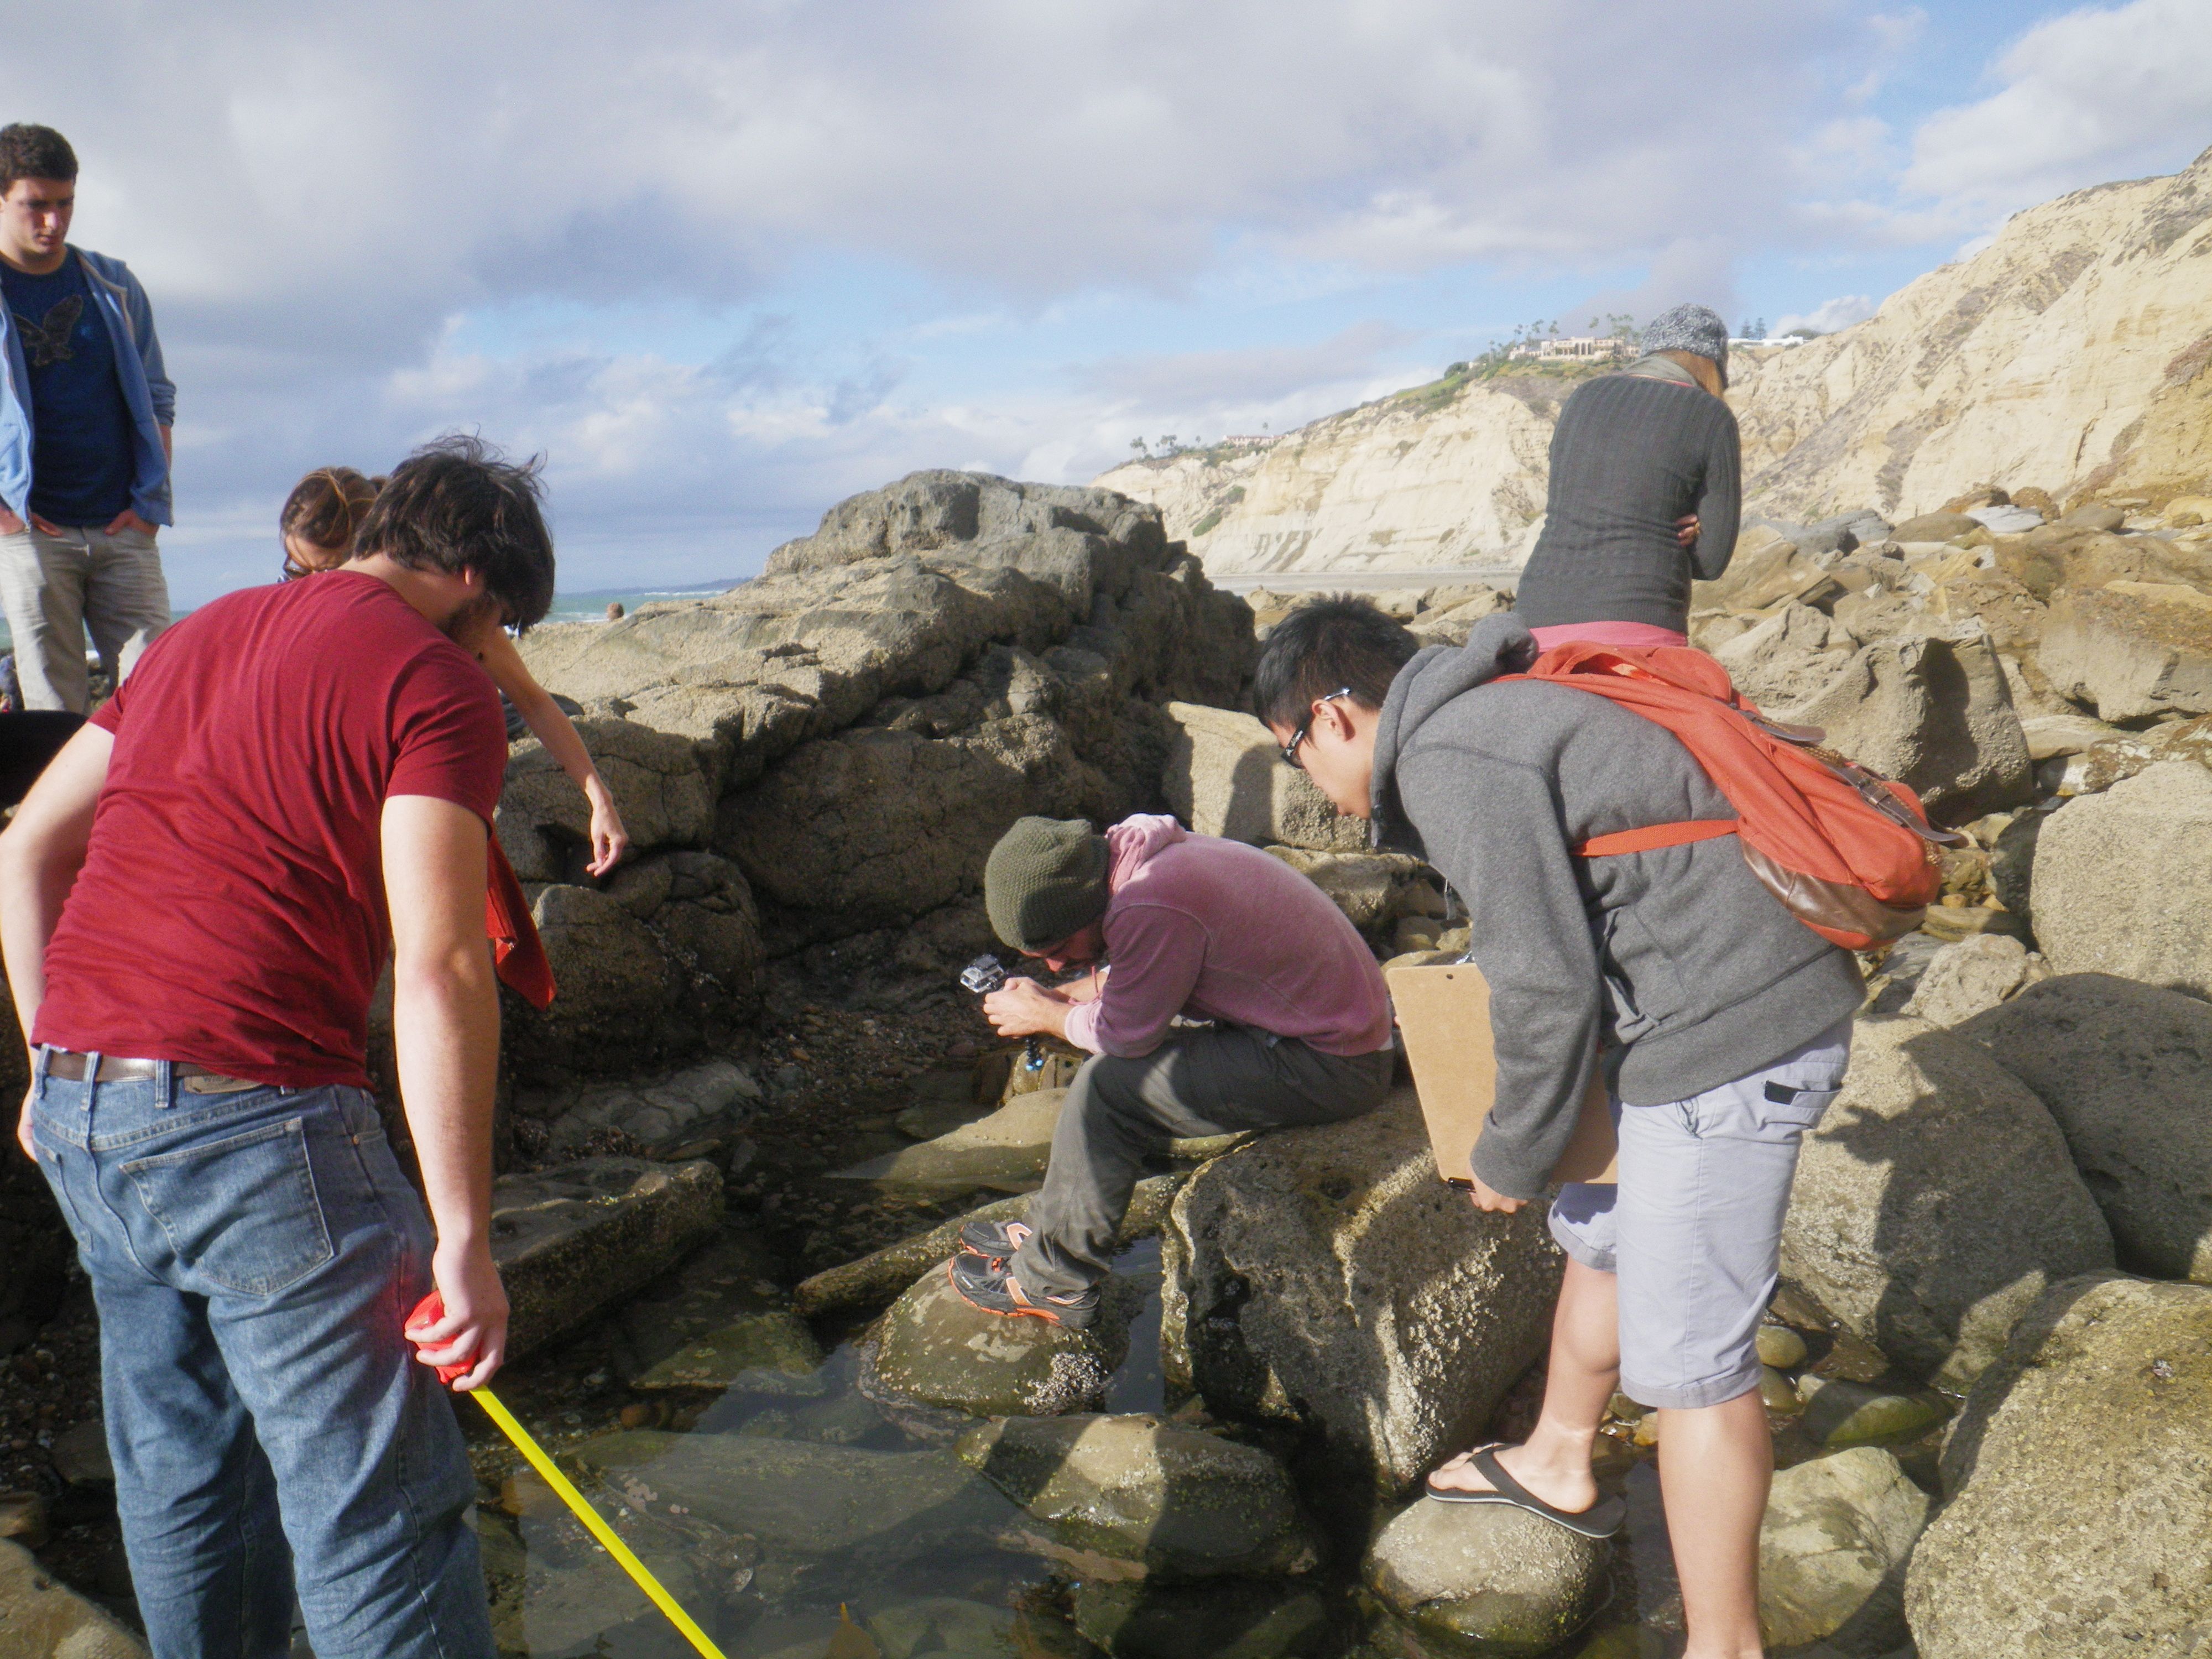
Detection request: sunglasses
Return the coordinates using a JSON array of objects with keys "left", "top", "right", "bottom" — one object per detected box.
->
[{"left": 1280, "top": 687, "right": 1353, "bottom": 770}]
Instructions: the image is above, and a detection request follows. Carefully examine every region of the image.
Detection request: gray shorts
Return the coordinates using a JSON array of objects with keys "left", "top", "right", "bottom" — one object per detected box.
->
[{"left": 1549, "top": 1017, "right": 1853, "bottom": 1410}]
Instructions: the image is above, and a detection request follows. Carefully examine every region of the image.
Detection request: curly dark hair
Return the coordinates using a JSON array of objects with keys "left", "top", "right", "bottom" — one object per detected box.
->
[
  {"left": 352, "top": 434, "right": 556, "bottom": 631},
  {"left": 1251, "top": 596, "right": 1418, "bottom": 731},
  {"left": 0, "top": 125, "right": 78, "bottom": 196}
]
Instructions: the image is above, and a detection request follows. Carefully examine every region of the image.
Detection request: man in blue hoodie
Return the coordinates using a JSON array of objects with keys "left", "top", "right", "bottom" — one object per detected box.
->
[
  {"left": 0, "top": 124, "right": 175, "bottom": 713},
  {"left": 1255, "top": 598, "right": 1861, "bottom": 1659}
]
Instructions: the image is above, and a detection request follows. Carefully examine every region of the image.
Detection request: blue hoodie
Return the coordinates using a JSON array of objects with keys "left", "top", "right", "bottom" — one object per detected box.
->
[{"left": 0, "top": 247, "right": 174, "bottom": 526}]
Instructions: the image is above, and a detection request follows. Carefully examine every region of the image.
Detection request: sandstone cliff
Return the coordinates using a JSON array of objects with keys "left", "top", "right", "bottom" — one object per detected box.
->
[
  {"left": 1098, "top": 145, "right": 2212, "bottom": 577},
  {"left": 1735, "top": 144, "right": 2212, "bottom": 521},
  {"left": 1093, "top": 373, "right": 1559, "bottom": 577}
]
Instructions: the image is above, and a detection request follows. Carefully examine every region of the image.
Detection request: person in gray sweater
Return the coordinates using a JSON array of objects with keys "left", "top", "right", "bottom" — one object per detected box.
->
[
  {"left": 1514, "top": 303, "right": 1740, "bottom": 644},
  {"left": 1254, "top": 598, "right": 1863, "bottom": 1659}
]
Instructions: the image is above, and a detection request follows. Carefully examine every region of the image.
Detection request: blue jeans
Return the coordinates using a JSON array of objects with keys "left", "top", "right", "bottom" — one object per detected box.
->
[{"left": 28, "top": 1054, "right": 492, "bottom": 1659}]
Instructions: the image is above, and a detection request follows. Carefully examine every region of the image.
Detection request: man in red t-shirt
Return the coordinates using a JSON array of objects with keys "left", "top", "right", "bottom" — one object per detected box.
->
[{"left": 0, "top": 435, "right": 554, "bottom": 1659}]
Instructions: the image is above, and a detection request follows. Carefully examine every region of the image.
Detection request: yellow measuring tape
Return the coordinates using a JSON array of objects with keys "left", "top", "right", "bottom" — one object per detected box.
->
[
  {"left": 469, "top": 1386, "right": 730, "bottom": 1659},
  {"left": 405, "top": 1293, "right": 727, "bottom": 1659}
]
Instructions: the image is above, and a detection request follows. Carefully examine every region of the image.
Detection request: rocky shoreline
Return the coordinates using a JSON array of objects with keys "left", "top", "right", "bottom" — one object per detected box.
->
[{"left": 7, "top": 467, "right": 2212, "bottom": 1656}]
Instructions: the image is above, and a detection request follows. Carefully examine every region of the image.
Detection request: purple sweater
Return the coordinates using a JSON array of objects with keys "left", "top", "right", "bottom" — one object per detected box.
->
[{"left": 1062, "top": 816, "right": 1392, "bottom": 1060}]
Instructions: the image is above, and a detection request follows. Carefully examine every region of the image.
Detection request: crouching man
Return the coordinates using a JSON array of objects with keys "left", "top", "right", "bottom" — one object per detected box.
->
[
  {"left": 1255, "top": 600, "right": 1862, "bottom": 1659},
  {"left": 952, "top": 812, "right": 1396, "bottom": 1328}
]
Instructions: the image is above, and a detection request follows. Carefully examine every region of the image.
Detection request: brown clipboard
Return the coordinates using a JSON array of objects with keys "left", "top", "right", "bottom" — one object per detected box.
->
[{"left": 1386, "top": 959, "right": 1618, "bottom": 1187}]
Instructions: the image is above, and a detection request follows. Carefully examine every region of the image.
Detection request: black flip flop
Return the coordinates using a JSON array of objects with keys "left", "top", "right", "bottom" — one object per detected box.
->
[{"left": 1423, "top": 1444, "right": 1626, "bottom": 1539}]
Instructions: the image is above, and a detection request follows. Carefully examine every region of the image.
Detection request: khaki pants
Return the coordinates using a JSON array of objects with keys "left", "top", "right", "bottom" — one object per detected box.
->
[{"left": 0, "top": 523, "right": 172, "bottom": 713}]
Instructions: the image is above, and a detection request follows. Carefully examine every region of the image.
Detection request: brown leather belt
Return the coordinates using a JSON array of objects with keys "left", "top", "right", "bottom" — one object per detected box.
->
[{"left": 43, "top": 1051, "right": 265, "bottom": 1094}]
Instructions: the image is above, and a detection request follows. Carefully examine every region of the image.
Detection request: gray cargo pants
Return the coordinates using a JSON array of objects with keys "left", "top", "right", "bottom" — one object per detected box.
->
[
  {"left": 0, "top": 523, "right": 171, "bottom": 713},
  {"left": 1013, "top": 1027, "right": 1396, "bottom": 1297}
]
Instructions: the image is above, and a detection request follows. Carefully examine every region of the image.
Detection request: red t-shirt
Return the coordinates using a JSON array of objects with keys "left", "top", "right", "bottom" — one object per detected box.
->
[{"left": 34, "top": 571, "right": 508, "bottom": 1088}]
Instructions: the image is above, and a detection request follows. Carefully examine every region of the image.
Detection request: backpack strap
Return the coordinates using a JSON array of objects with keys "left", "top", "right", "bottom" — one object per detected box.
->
[{"left": 1576, "top": 819, "right": 1740, "bottom": 858}]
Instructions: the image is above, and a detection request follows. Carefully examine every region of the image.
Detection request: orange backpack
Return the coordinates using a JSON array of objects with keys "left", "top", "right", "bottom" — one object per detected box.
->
[{"left": 1504, "top": 641, "right": 1964, "bottom": 950}]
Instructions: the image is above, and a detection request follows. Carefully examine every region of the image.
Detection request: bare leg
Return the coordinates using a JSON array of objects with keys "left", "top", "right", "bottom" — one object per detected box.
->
[
  {"left": 1658, "top": 1387, "right": 1771, "bottom": 1659},
  {"left": 1426, "top": 1257, "right": 1619, "bottom": 1513}
]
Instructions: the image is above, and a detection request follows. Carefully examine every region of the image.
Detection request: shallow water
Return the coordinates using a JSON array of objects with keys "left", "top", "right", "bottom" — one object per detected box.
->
[
  {"left": 474, "top": 1240, "right": 1944, "bottom": 1659},
  {"left": 483, "top": 1241, "right": 1170, "bottom": 1659}
]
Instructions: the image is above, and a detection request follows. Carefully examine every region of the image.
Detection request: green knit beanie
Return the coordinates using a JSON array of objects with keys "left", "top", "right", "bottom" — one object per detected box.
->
[{"left": 984, "top": 816, "right": 1110, "bottom": 953}]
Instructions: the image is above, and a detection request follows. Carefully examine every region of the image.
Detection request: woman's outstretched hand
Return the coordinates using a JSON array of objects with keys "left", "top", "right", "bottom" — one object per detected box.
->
[{"left": 583, "top": 779, "right": 630, "bottom": 877}]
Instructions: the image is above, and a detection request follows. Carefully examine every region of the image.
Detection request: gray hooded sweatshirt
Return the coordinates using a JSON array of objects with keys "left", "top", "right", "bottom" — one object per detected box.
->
[{"left": 1372, "top": 613, "right": 1865, "bottom": 1199}]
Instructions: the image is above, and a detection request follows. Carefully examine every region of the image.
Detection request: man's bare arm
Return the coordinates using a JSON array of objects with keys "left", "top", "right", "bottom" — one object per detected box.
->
[
  {"left": 0, "top": 726, "right": 114, "bottom": 1158},
  {"left": 381, "top": 793, "right": 507, "bottom": 1389}
]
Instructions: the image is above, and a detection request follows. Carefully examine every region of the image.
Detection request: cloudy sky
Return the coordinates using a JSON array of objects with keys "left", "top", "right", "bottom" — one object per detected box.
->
[{"left": 8, "top": 0, "right": 2210, "bottom": 606}]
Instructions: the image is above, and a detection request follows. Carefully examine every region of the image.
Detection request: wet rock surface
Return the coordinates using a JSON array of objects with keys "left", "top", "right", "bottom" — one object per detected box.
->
[
  {"left": 519, "top": 1056, "right": 763, "bottom": 1162},
  {"left": 956, "top": 1412, "right": 1319, "bottom": 1582},
  {"left": 1795, "top": 1378, "right": 1951, "bottom": 1451},
  {"left": 1752, "top": 1451, "right": 1929, "bottom": 1655},
  {"left": 830, "top": 1087, "right": 1069, "bottom": 1191},
  {"left": 492, "top": 1157, "right": 724, "bottom": 1361},
  {"left": 1162, "top": 1089, "right": 1561, "bottom": 1511},
  {"left": 1363, "top": 1499, "right": 1611, "bottom": 1657},
  {"left": 1906, "top": 1274, "right": 2212, "bottom": 1656},
  {"left": 568, "top": 1429, "right": 1019, "bottom": 1564},
  {"left": 867, "top": 1263, "right": 1144, "bottom": 1419},
  {"left": 1780, "top": 1016, "right": 2113, "bottom": 1389},
  {"left": 1073, "top": 1577, "right": 1337, "bottom": 1658}
]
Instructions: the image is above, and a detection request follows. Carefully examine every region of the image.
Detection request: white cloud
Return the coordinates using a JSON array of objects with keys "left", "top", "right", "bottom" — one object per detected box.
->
[
  {"left": 1903, "top": 0, "right": 2212, "bottom": 217},
  {"left": 1773, "top": 294, "right": 1876, "bottom": 336},
  {"left": 1077, "top": 324, "right": 1418, "bottom": 408},
  {"left": 0, "top": 0, "right": 2067, "bottom": 601},
  {"left": 13, "top": 0, "right": 1861, "bottom": 316}
]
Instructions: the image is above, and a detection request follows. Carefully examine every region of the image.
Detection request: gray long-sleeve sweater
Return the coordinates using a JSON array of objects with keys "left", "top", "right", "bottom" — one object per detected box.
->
[
  {"left": 1514, "top": 360, "right": 1741, "bottom": 634},
  {"left": 1372, "top": 613, "right": 1864, "bottom": 1198}
]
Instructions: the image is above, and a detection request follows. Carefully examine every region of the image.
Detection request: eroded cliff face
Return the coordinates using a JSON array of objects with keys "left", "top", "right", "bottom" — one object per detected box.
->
[
  {"left": 1098, "top": 145, "right": 2212, "bottom": 576},
  {"left": 1733, "top": 145, "right": 2212, "bottom": 521},
  {"left": 1093, "top": 374, "right": 1561, "bottom": 577}
]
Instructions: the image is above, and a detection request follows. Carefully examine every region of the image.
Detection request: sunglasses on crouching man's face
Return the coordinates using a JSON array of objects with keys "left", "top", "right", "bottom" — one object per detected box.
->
[{"left": 1280, "top": 688, "right": 1353, "bottom": 770}]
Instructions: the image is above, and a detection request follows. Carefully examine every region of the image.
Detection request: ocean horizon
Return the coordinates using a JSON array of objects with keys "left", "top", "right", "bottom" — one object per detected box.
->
[{"left": 0, "top": 577, "right": 746, "bottom": 660}]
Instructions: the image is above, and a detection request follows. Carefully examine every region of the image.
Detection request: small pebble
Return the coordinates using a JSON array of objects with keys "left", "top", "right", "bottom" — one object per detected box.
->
[
  {"left": 1605, "top": 1391, "right": 1648, "bottom": 1422},
  {"left": 0, "top": 1491, "right": 50, "bottom": 1549},
  {"left": 1632, "top": 1413, "right": 1660, "bottom": 1448},
  {"left": 1758, "top": 1366, "right": 1802, "bottom": 1414},
  {"left": 1755, "top": 1325, "right": 1809, "bottom": 1369},
  {"left": 619, "top": 1402, "right": 659, "bottom": 1430}
]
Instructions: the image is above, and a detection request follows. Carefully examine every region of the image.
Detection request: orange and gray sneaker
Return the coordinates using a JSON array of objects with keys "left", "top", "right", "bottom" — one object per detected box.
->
[
  {"left": 946, "top": 1253, "right": 1099, "bottom": 1330},
  {"left": 958, "top": 1218, "right": 1032, "bottom": 1262}
]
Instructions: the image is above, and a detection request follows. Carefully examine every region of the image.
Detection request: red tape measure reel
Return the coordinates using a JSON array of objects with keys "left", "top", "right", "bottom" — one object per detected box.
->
[{"left": 403, "top": 1291, "right": 472, "bottom": 1385}]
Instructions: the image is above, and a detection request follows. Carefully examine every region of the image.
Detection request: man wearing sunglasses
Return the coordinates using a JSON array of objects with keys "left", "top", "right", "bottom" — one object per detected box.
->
[{"left": 952, "top": 810, "right": 1396, "bottom": 1327}]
